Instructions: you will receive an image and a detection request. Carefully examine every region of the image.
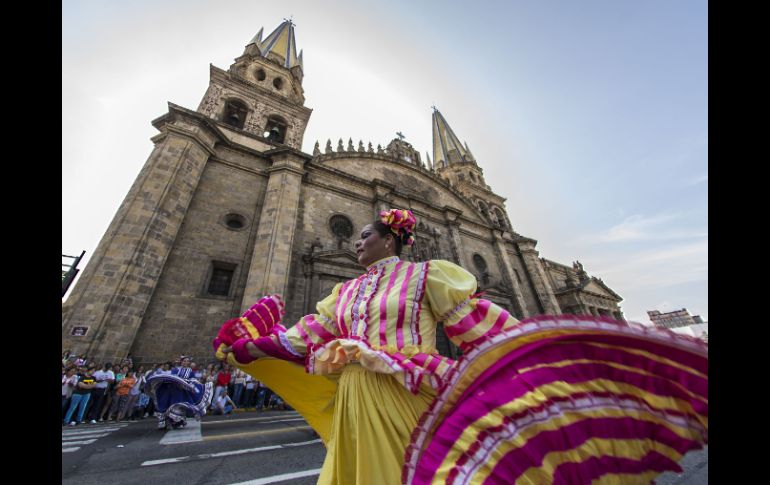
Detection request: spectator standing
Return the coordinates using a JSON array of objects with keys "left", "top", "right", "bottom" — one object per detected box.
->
[
  {"left": 232, "top": 369, "right": 245, "bottom": 406},
  {"left": 115, "top": 371, "right": 137, "bottom": 422},
  {"left": 243, "top": 374, "right": 255, "bottom": 409},
  {"left": 105, "top": 365, "right": 128, "bottom": 420},
  {"left": 64, "top": 367, "right": 96, "bottom": 426},
  {"left": 120, "top": 370, "right": 145, "bottom": 421},
  {"left": 62, "top": 367, "right": 78, "bottom": 419},
  {"left": 88, "top": 363, "right": 114, "bottom": 423}
]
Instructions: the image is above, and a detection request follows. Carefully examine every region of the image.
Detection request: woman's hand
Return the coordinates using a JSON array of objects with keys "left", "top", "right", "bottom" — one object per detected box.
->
[{"left": 219, "top": 341, "right": 265, "bottom": 361}]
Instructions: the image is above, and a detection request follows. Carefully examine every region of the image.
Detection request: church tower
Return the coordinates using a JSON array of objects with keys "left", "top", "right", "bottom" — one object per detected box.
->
[
  {"left": 62, "top": 20, "right": 313, "bottom": 363},
  {"left": 432, "top": 108, "right": 512, "bottom": 232},
  {"left": 197, "top": 19, "right": 311, "bottom": 149}
]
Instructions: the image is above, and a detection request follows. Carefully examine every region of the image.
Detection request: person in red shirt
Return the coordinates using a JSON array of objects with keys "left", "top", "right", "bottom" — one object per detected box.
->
[{"left": 212, "top": 364, "right": 231, "bottom": 411}]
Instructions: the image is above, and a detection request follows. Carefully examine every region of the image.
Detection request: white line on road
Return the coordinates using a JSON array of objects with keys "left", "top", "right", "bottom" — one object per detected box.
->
[
  {"left": 62, "top": 433, "right": 109, "bottom": 440},
  {"left": 159, "top": 418, "right": 203, "bottom": 445},
  {"left": 61, "top": 439, "right": 97, "bottom": 446},
  {"left": 62, "top": 447, "right": 81, "bottom": 453},
  {"left": 62, "top": 425, "right": 127, "bottom": 436},
  {"left": 203, "top": 414, "right": 299, "bottom": 425},
  {"left": 204, "top": 417, "right": 306, "bottom": 427},
  {"left": 226, "top": 468, "right": 323, "bottom": 485},
  {"left": 140, "top": 439, "right": 323, "bottom": 467}
]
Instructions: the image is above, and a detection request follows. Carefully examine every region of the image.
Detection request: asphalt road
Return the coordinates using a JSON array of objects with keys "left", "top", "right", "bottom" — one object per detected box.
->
[{"left": 62, "top": 410, "right": 707, "bottom": 484}]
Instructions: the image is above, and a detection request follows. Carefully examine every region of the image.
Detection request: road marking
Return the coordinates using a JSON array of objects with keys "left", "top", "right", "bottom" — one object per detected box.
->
[
  {"left": 203, "top": 413, "right": 299, "bottom": 425},
  {"left": 62, "top": 433, "right": 109, "bottom": 440},
  {"left": 61, "top": 447, "right": 81, "bottom": 453},
  {"left": 203, "top": 424, "right": 312, "bottom": 441},
  {"left": 62, "top": 425, "right": 127, "bottom": 436},
  {"left": 160, "top": 418, "right": 203, "bottom": 445},
  {"left": 61, "top": 439, "right": 97, "bottom": 446},
  {"left": 140, "top": 439, "right": 323, "bottom": 467},
  {"left": 227, "top": 468, "right": 323, "bottom": 485},
  {"left": 204, "top": 417, "right": 305, "bottom": 427}
]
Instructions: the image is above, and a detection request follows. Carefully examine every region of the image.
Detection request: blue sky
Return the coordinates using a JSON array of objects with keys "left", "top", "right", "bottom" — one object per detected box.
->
[{"left": 62, "top": 0, "right": 707, "bottom": 324}]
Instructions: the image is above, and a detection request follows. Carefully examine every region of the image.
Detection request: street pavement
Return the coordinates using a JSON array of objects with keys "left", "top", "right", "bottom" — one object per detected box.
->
[{"left": 62, "top": 410, "right": 707, "bottom": 484}]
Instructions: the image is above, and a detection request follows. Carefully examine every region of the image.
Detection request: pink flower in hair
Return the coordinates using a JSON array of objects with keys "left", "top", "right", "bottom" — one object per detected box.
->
[{"left": 379, "top": 209, "right": 417, "bottom": 246}]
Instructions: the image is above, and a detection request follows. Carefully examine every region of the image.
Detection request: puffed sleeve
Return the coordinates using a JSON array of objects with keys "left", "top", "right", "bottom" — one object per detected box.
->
[
  {"left": 425, "top": 260, "right": 520, "bottom": 351},
  {"left": 283, "top": 282, "right": 344, "bottom": 353}
]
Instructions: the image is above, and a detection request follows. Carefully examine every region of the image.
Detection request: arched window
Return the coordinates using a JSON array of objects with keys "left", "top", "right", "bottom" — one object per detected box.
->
[
  {"left": 492, "top": 207, "right": 508, "bottom": 229},
  {"left": 472, "top": 254, "right": 488, "bottom": 273},
  {"left": 329, "top": 214, "right": 353, "bottom": 249},
  {"left": 222, "top": 99, "right": 248, "bottom": 130},
  {"left": 264, "top": 115, "right": 288, "bottom": 144},
  {"left": 477, "top": 200, "right": 490, "bottom": 220}
]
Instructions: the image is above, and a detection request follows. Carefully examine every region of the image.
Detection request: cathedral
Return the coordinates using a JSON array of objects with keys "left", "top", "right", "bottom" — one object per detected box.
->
[{"left": 62, "top": 20, "right": 624, "bottom": 364}]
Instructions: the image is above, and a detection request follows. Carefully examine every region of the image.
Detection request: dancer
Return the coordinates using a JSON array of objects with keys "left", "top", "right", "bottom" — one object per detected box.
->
[
  {"left": 215, "top": 209, "right": 708, "bottom": 484},
  {"left": 146, "top": 355, "right": 213, "bottom": 430}
]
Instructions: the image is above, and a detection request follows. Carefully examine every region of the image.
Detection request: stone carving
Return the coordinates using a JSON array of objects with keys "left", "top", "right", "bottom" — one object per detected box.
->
[
  {"left": 347, "top": 138, "right": 355, "bottom": 152},
  {"left": 358, "top": 140, "right": 365, "bottom": 152},
  {"left": 338, "top": 139, "right": 344, "bottom": 152},
  {"left": 325, "top": 139, "right": 333, "bottom": 154},
  {"left": 377, "top": 144, "right": 384, "bottom": 154},
  {"left": 313, "top": 141, "right": 321, "bottom": 156},
  {"left": 368, "top": 142, "right": 374, "bottom": 153}
]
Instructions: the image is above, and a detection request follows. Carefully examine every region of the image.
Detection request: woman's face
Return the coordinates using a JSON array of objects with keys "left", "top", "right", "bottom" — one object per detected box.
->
[
  {"left": 354, "top": 224, "right": 393, "bottom": 267},
  {"left": 181, "top": 358, "right": 191, "bottom": 368}
]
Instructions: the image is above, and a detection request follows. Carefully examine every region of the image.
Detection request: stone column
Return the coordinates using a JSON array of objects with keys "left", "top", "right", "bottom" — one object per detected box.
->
[
  {"left": 240, "top": 150, "right": 307, "bottom": 313},
  {"left": 491, "top": 232, "right": 529, "bottom": 318},
  {"left": 443, "top": 207, "right": 468, "bottom": 269},
  {"left": 516, "top": 239, "right": 562, "bottom": 315},
  {"left": 61, "top": 117, "right": 217, "bottom": 363}
]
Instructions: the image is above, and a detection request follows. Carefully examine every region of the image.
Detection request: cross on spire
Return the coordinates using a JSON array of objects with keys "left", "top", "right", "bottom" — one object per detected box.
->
[
  {"left": 396, "top": 131, "right": 405, "bottom": 141},
  {"left": 284, "top": 16, "right": 295, "bottom": 27}
]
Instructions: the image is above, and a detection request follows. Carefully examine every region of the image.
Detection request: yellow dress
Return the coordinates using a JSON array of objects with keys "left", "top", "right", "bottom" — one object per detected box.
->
[{"left": 222, "top": 257, "right": 516, "bottom": 484}]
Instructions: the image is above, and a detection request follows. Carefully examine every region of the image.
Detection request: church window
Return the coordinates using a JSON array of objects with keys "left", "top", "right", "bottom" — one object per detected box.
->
[
  {"left": 224, "top": 213, "right": 247, "bottom": 231},
  {"left": 207, "top": 262, "right": 236, "bottom": 297},
  {"left": 264, "top": 115, "right": 288, "bottom": 143},
  {"left": 273, "top": 77, "right": 284, "bottom": 90},
  {"left": 493, "top": 207, "right": 507, "bottom": 229},
  {"left": 472, "top": 254, "right": 488, "bottom": 273},
  {"left": 329, "top": 214, "right": 353, "bottom": 248},
  {"left": 223, "top": 100, "right": 248, "bottom": 130},
  {"left": 256, "top": 68, "right": 267, "bottom": 81}
]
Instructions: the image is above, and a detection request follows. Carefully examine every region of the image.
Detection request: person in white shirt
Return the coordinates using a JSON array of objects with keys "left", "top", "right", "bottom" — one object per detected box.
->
[
  {"left": 62, "top": 367, "right": 79, "bottom": 419},
  {"left": 213, "top": 390, "right": 237, "bottom": 415},
  {"left": 88, "top": 363, "right": 115, "bottom": 423}
]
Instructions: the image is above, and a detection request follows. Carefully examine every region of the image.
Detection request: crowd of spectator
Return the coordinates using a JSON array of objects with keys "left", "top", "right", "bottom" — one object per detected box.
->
[{"left": 62, "top": 351, "right": 289, "bottom": 426}]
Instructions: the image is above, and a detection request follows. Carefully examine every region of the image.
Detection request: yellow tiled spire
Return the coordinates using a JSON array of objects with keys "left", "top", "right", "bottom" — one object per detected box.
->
[{"left": 247, "top": 19, "right": 303, "bottom": 69}]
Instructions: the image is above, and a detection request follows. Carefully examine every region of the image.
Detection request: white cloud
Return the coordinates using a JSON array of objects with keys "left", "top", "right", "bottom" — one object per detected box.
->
[{"left": 592, "top": 212, "right": 707, "bottom": 243}]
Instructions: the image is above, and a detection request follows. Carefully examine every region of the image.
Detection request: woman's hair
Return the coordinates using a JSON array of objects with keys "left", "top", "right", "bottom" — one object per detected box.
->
[{"left": 372, "top": 221, "right": 405, "bottom": 256}]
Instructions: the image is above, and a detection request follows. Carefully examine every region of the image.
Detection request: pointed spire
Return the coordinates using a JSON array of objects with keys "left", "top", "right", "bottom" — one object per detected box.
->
[
  {"left": 426, "top": 152, "right": 433, "bottom": 171},
  {"left": 347, "top": 138, "right": 355, "bottom": 152},
  {"left": 367, "top": 142, "right": 374, "bottom": 153},
  {"left": 338, "top": 139, "right": 344, "bottom": 152},
  {"left": 358, "top": 140, "right": 365, "bottom": 152},
  {"left": 432, "top": 108, "right": 474, "bottom": 168},
  {"left": 464, "top": 141, "right": 475, "bottom": 161},
  {"left": 325, "top": 139, "right": 333, "bottom": 154},
  {"left": 248, "top": 27, "right": 264, "bottom": 47},
  {"left": 377, "top": 144, "right": 384, "bottom": 154},
  {"left": 251, "top": 20, "right": 302, "bottom": 69},
  {"left": 313, "top": 141, "right": 321, "bottom": 156}
]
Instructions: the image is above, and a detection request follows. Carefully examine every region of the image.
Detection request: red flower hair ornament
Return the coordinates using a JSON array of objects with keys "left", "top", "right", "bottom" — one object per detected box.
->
[{"left": 379, "top": 209, "right": 416, "bottom": 246}]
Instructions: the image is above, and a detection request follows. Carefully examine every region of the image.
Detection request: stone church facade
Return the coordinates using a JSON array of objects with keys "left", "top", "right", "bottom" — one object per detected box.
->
[{"left": 62, "top": 21, "right": 623, "bottom": 364}]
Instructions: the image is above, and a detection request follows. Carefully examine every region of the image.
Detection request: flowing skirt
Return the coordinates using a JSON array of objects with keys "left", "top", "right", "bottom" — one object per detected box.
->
[
  {"left": 229, "top": 315, "right": 708, "bottom": 485},
  {"left": 146, "top": 374, "right": 214, "bottom": 427}
]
